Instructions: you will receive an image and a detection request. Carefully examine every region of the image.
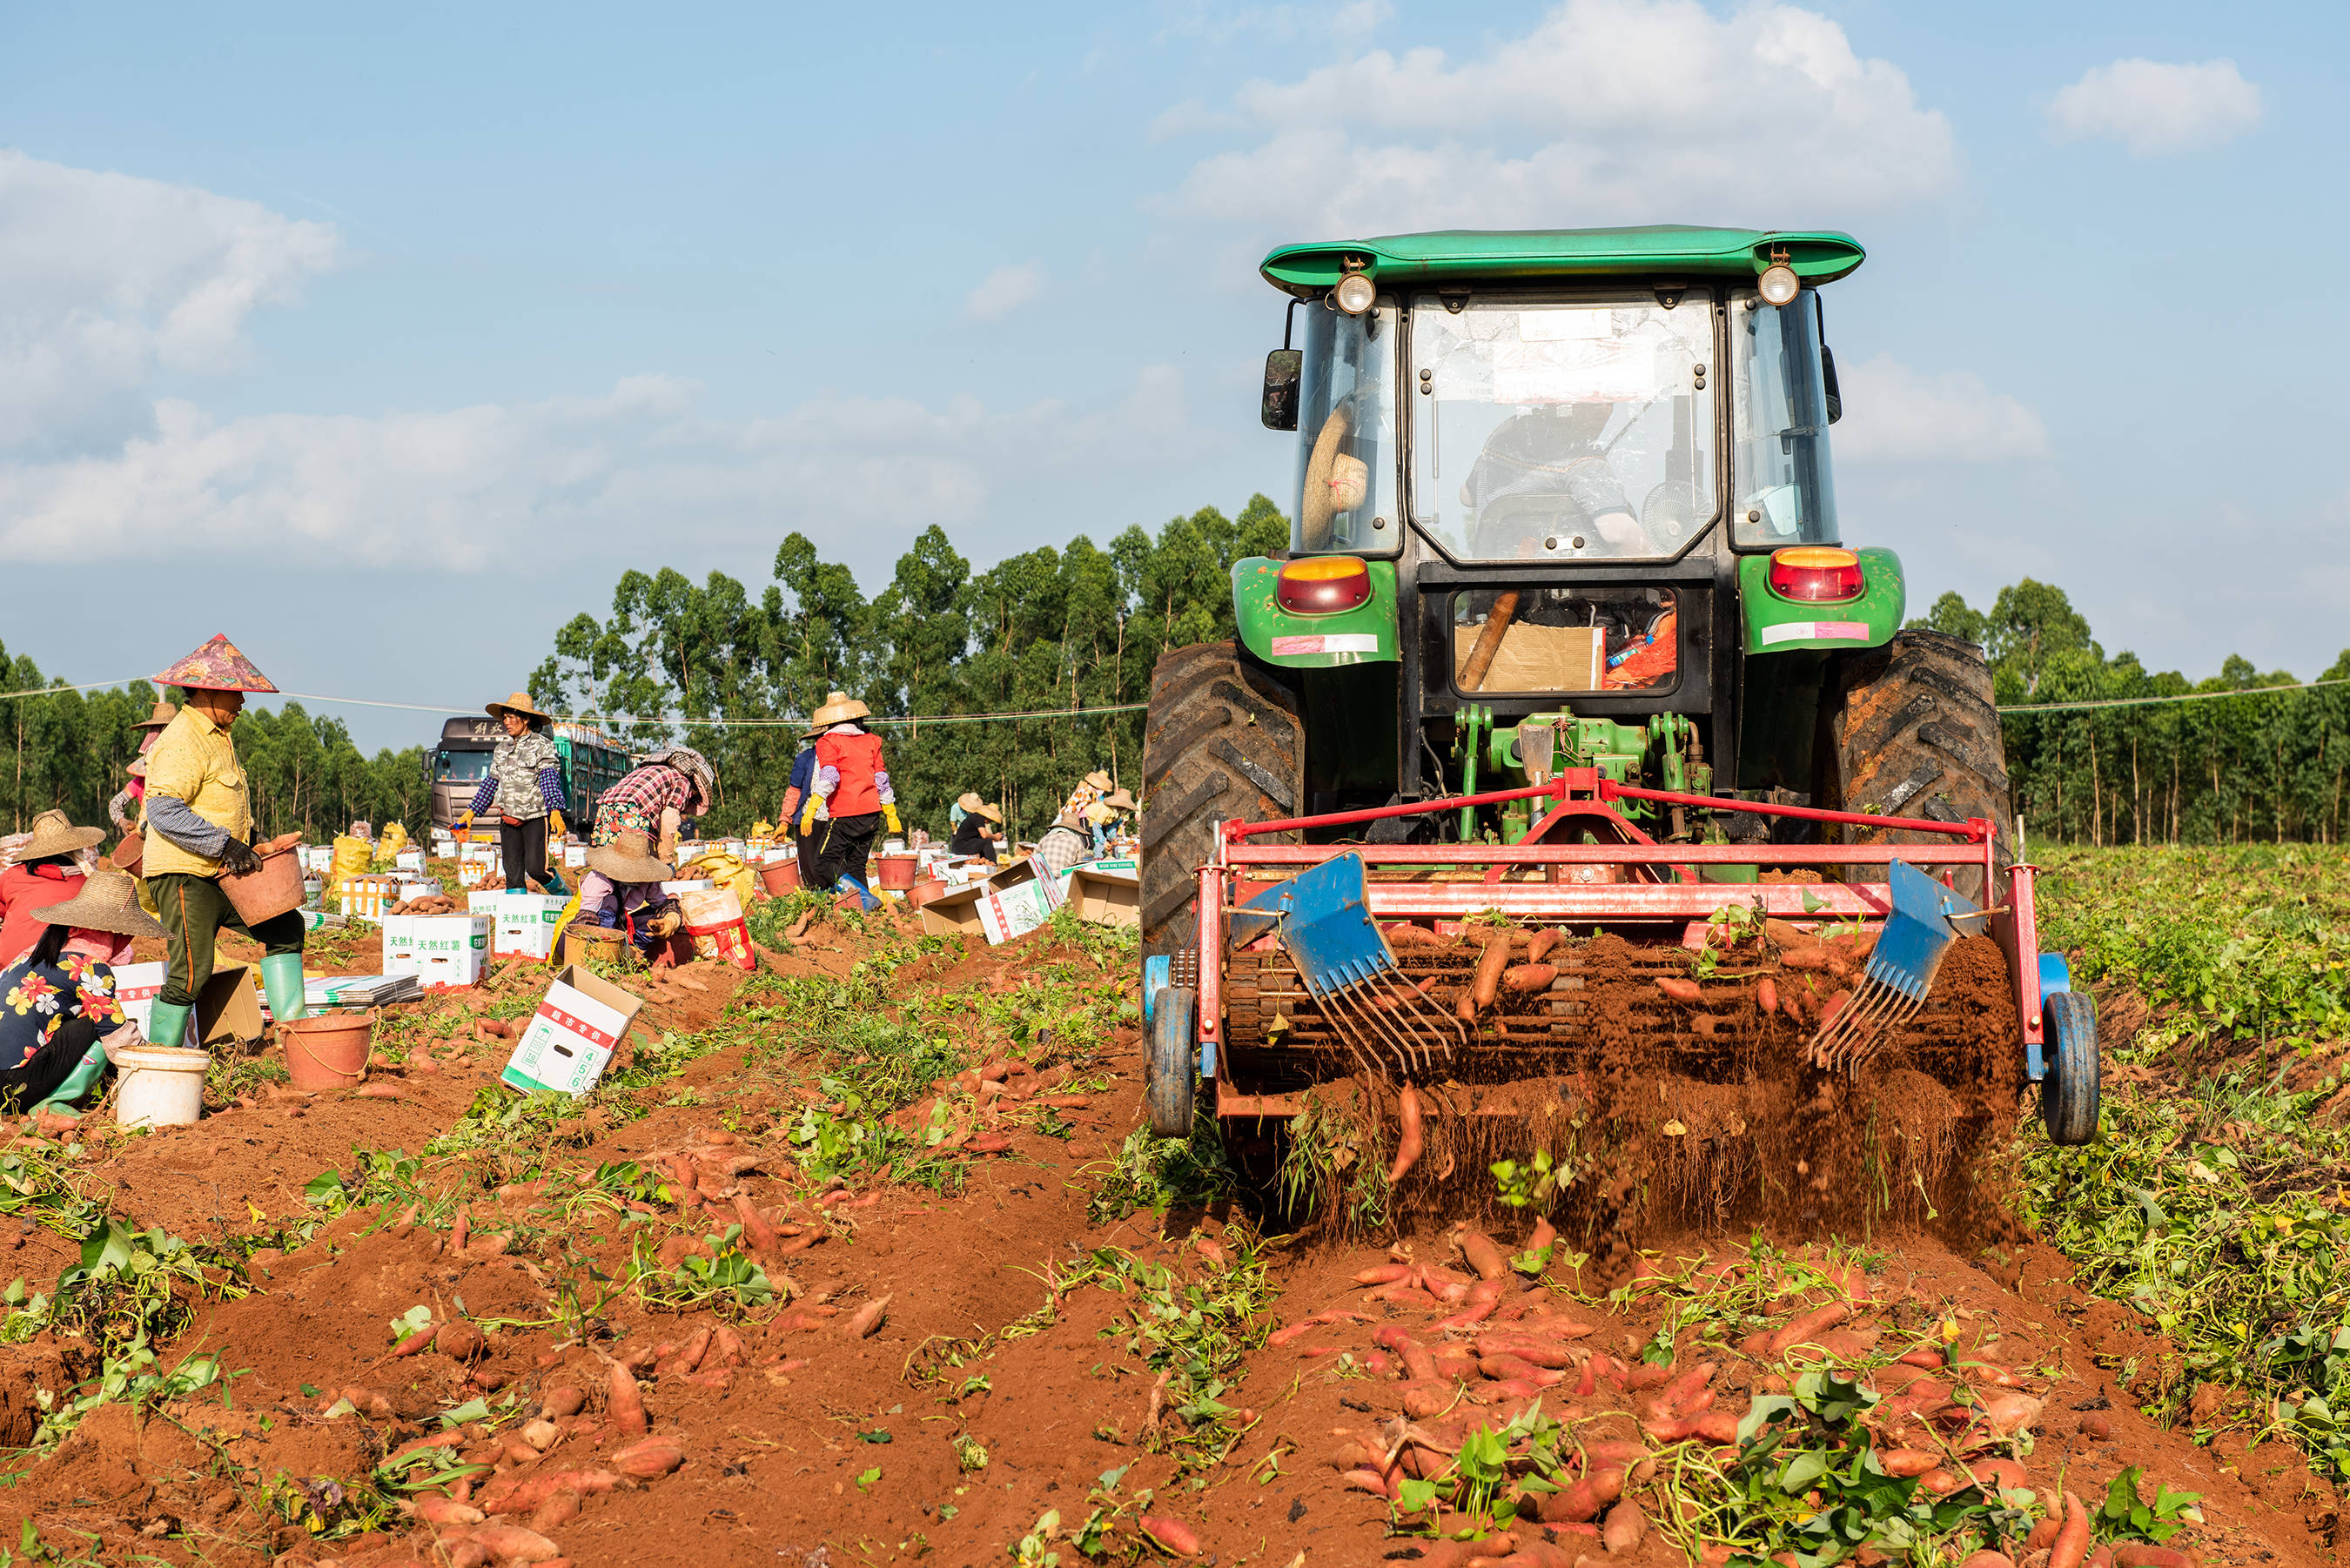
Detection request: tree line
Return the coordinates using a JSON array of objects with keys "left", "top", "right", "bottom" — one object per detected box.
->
[
  {"left": 1910, "top": 582, "right": 2350, "bottom": 847},
  {"left": 3, "top": 525, "right": 2341, "bottom": 851}
]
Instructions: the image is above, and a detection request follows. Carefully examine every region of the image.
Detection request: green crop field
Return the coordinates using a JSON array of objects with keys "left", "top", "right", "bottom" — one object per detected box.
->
[{"left": 2022, "top": 845, "right": 2350, "bottom": 1472}]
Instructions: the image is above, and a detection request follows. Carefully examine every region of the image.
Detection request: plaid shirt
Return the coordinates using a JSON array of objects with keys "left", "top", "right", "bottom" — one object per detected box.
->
[{"left": 594, "top": 763, "right": 697, "bottom": 845}]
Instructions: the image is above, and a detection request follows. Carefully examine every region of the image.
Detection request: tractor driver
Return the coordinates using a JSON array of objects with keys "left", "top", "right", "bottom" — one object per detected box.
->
[{"left": 1462, "top": 403, "right": 1644, "bottom": 559}]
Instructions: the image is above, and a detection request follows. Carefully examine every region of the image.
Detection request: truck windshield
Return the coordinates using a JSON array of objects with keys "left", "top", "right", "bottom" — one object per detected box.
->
[
  {"left": 1410, "top": 298, "right": 1715, "bottom": 562},
  {"left": 1730, "top": 289, "right": 1837, "bottom": 546},
  {"left": 1292, "top": 301, "right": 1400, "bottom": 554},
  {"left": 436, "top": 750, "right": 491, "bottom": 782}
]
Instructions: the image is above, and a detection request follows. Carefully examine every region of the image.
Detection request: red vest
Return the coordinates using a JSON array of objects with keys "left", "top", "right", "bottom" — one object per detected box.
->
[{"left": 817, "top": 729, "right": 887, "bottom": 818}]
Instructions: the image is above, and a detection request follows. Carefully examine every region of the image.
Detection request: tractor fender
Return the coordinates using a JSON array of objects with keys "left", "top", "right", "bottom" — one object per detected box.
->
[
  {"left": 1231, "top": 558, "right": 1400, "bottom": 667},
  {"left": 1738, "top": 546, "right": 1904, "bottom": 654}
]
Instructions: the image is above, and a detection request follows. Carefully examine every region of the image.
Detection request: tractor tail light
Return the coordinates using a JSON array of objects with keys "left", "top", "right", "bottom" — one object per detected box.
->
[
  {"left": 1769, "top": 546, "right": 1863, "bottom": 603},
  {"left": 1277, "top": 556, "right": 1373, "bottom": 613}
]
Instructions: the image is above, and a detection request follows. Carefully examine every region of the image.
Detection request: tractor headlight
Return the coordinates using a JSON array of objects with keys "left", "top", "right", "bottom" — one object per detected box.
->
[
  {"left": 1333, "top": 273, "right": 1377, "bottom": 315},
  {"left": 1757, "top": 264, "right": 1802, "bottom": 308}
]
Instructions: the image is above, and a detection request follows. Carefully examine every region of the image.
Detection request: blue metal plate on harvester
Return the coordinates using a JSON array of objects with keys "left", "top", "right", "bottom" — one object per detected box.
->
[
  {"left": 1874, "top": 859, "right": 1977, "bottom": 1002},
  {"left": 1272, "top": 853, "right": 1393, "bottom": 1000}
]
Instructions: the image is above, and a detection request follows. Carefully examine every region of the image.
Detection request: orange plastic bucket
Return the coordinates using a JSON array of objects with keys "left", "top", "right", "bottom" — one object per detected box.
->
[
  {"left": 907, "top": 877, "right": 949, "bottom": 908},
  {"left": 223, "top": 848, "right": 306, "bottom": 925},
  {"left": 280, "top": 1011, "right": 374, "bottom": 1091},
  {"left": 875, "top": 854, "right": 918, "bottom": 891},
  {"left": 758, "top": 859, "right": 801, "bottom": 897}
]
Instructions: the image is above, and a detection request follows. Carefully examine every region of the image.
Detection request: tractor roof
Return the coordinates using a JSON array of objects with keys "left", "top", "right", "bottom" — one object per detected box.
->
[{"left": 1259, "top": 224, "right": 1864, "bottom": 298}]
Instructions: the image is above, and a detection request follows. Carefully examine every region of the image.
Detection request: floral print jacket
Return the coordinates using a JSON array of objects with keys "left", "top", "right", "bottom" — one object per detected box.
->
[{"left": 0, "top": 951, "right": 122, "bottom": 1072}]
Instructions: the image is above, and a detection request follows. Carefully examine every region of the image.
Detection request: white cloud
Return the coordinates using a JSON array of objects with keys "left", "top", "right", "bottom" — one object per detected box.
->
[
  {"left": 1832, "top": 353, "right": 2049, "bottom": 464},
  {"left": 2046, "top": 58, "right": 2262, "bottom": 155},
  {"left": 964, "top": 261, "right": 1047, "bottom": 322},
  {"left": 0, "top": 150, "right": 343, "bottom": 454},
  {"left": 1158, "top": 0, "right": 1959, "bottom": 235}
]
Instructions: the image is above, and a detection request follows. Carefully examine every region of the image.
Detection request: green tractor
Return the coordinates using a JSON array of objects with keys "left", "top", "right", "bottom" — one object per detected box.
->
[{"left": 1138, "top": 227, "right": 2049, "bottom": 1144}]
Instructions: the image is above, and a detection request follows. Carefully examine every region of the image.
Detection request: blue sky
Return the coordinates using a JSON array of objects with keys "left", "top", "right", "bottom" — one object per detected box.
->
[{"left": 2, "top": 0, "right": 2340, "bottom": 751}]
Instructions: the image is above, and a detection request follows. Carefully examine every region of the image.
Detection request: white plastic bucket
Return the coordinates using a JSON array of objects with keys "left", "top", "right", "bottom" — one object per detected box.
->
[{"left": 113, "top": 1045, "right": 210, "bottom": 1129}]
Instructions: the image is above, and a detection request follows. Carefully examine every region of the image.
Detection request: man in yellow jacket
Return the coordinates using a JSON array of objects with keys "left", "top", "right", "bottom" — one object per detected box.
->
[{"left": 141, "top": 635, "right": 307, "bottom": 1050}]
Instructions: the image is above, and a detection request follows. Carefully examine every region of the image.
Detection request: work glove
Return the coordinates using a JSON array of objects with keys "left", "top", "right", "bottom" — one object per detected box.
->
[
  {"left": 647, "top": 908, "right": 682, "bottom": 938},
  {"left": 881, "top": 803, "right": 903, "bottom": 835},
  {"left": 799, "top": 795, "right": 824, "bottom": 836},
  {"left": 218, "top": 838, "right": 264, "bottom": 877},
  {"left": 548, "top": 809, "right": 567, "bottom": 841}
]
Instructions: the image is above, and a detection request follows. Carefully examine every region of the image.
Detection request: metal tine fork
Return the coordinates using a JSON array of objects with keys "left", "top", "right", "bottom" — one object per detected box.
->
[{"left": 1805, "top": 859, "right": 1981, "bottom": 1074}]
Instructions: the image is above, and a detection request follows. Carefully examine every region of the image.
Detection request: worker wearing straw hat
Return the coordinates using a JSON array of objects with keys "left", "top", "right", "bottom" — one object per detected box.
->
[
  {"left": 947, "top": 793, "right": 1004, "bottom": 860},
  {"left": 576, "top": 831, "right": 683, "bottom": 962},
  {"left": 460, "top": 691, "right": 570, "bottom": 895},
  {"left": 799, "top": 691, "right": 897, "bottom": 910},
  {"left": 0, "top": 870, "right": 165, "bottom": 1119},
  {"left": 1084, "top": 787, "right": 1138, "bottom": 854},
  {"left": 594, "top": 747, "right": 715, "bottom": 865},
  {"left": 107, "top": 700, "right": 176, "bottom": 840},
  {"left": 142, "top": 635, "right": 308, "bottom": 1049},
  {"left": 0, "top": 810, "right": 103, "bottom": 968}
]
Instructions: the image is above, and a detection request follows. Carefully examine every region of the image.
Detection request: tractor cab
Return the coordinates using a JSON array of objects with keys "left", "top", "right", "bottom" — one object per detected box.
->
[{"left": 1238, "top": 226, "right": 1885, "bottom": 834}]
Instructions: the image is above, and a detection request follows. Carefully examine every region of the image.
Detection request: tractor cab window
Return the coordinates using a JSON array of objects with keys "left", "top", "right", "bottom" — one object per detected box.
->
[
  {"left": 1411, "top": 298, "right": 1715, "bottom": 562},
  {"left": 1449, "top": 586, "right": 1679, "bottom": 695},
  {"left": 1293, "top": 300, "right": 1400, "bottom": 554},
  {"left": 1731, "top": 288, "right": 1838, "bottom": 547}
]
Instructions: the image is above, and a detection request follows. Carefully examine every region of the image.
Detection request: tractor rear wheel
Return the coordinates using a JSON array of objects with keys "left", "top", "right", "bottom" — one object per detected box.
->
[
  {"left": 1823, "top": 629, "right": 2014, "bottom": 904},
  {"left": 1140, "top": 642, "right": 1306, "bottom": 967}
]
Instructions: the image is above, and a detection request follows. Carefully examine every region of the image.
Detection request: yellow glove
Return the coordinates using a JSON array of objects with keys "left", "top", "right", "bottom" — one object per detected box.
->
[
  {"left": 454, "top": 810, "right": 473, "bottom": 844},
  {"left": 882, "top": 803, "right": 902, "bottom": 835},
  {"left": 800, "top": 795, "right": 823, "bottom": 836},
  {"left": 548, "top": 809, "right": 567, "bottom": 841},
  {"left": 647, "top": 908, "right": 682, "bottom": 938}
]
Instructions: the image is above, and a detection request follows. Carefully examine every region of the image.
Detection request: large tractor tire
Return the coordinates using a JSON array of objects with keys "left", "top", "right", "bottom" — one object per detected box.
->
[
  {"left": 1823, "top": 629, "right": 2014, "bottom": 904},
  {"left": 1140, "top": 642, "right": 1306, "bottom": 968}
]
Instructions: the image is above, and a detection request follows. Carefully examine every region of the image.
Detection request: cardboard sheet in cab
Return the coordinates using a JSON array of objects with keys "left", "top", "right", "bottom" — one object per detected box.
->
[
  {"left": 501, "top": 964, "right": 646, "bottom": 1096},
  {"left": 1452, "top": 623, "right": 1603, "bottom": 692}
]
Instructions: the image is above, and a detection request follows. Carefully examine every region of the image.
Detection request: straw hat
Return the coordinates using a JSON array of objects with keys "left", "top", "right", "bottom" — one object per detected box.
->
[
  {"left": 642, "top": 747, "right": 716, "bottom": 811},
  {"left": 486, "top": 691, "right": 552, "bottom": 727},
  {"left": 809, "top": 690, "right": 871, "bottom": 728},
  {"left": 154, "top": 634, "right": 278, "bottom": 694},
  {"left": 17, "top": 810, "right": 103, "bottom": 861},
  {"left": 34, "top": 871, "right": 165, "bottom": 941},
  {"left": 956, "top": 792, "right": 1004, "bottom": 824},
  {"left": 586, "top": 830, "right": 675, "bottom": 884},
  {"left": 132, "top": 700, "right": 176, "bottom": 732},
  {"left": 1083, "top": 770, "right": 1112, "bottom": 793},
  {"left": 1299, "top": 406, "right": 1367, "bottom": 552},
  {"left": 1099, "top": 787, "right": 1138, "bottom": 814}
]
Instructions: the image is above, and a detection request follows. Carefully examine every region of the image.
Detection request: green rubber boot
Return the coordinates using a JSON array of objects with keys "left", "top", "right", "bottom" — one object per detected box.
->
[
  {"left": 144, "top": 1000, "right": 195, "bottom": 1051},
  {"left": 30, "top": 1039, "right": 110, "bottom": 1119},
  {"left": 259, "top": 954, "right": 307, "bottom": 1025}
]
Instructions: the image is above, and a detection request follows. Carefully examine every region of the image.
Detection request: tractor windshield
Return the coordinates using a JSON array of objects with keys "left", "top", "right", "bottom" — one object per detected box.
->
[
  {"left": 1730, "top": 288, "right": 1838, "bottom": 546},
  {"left": 1409, "top": 298, "right": 1715, "bottom": 562},
  {"left": 1293, "top": 302, "right": 1400, "bottom": 554}
]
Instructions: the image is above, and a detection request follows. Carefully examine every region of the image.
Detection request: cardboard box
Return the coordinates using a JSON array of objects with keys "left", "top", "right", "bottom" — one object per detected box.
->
[
  {"left": 463, "top": 892, "right": 566, "bottom": 959},
  {"left": 660, "top": 879, "right": 715, "bottom": 895},
  {"left": 381, "top": 912, "right": 493, "bottom": 990},
  {"left": 198, "top": 962, "right": 263, "bottom": 1047},
  {"left": 914, "top": 882, "right": 986, "bottom": 937},
  {"left": 1452, "top": 622, "right": 1605, "bottom": 693},
  {"left": 501, "top": 965, "right": 646, "bottom": 1096},
  {"left": 563, "top": 844, "right": 587, "bottom": 868},
  {"left": 1063, "top": 867, "right": 1140, "bottom": 928},
  {"left": 111, "top": 961, "right": 169, "bottom": 1041},
  {"left": 395, "top": 848, "right": 426, "bottom": 874}
]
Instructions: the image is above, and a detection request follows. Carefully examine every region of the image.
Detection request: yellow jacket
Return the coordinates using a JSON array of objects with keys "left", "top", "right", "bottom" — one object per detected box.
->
[{"left": 143, "top": 707, "right": 252, "bottom": 880}]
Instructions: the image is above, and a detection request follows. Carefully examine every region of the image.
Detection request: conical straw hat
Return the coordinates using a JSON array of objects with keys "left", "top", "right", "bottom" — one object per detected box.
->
[
  {"left": 34, "top": 870, "right": 165, "bottom": 941},
  {"left": 585, "top": 830, "right": 675, "bottom": 884},
  {"left": 809, "top": 691, "right": 871, "bottom": 728},
  {"left": 132, "top": 701, "right": 177, "bottom": 732},
  {"left": 17, "top": 810, "right": 104, "bottom": 861},
  {"left": 155, "top": 635, "right": 278, "bottom": 694}
]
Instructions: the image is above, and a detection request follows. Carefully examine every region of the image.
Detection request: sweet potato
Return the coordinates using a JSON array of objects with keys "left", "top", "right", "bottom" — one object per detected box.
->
[
  {"left": 606, "top": 1360, "right": 648, "bottom": 1437},
  {"left": 1543, "top": 1466, "right": 1624, "bottom": 1522},
  {"left": 1460, "top": 1229, "right": 1509, "bottom": 1281},
  {"left": 1957, "top": 1554, "right": 2018, "bottom": 1568},
  {"left": 1388, "top": 1083, "right": 1424, "bottom": 1184},
  {"left": 354, "top": 1082, "right": 404, "bottom": 1100},
  {"left": 1384, "top": 922, "right": 1446, "bottom": 948},
  {"left": 2050, "top": 1491, "right": 2091, "bottom": 1568},
  {"left": 1501, "top": 962, "right": 1557, "bottom": 993},
  {"left": 1763, "top": 1301, "right": 1850, "bottom": 1357},
  {"left": 1877, "top": 1447, "right": 1941, "bottom": 1478},
  {"left": 1139, "top": 1517, "right": 1200, "bottom": 1555},
  {"left": 611, "top": 1437, "right": 687, "bottom": 1478},
  {"left": 527, "top": 1491, "right": 581, "bottom": 1533},
  {"left": 413, "top": 1496, "right": 486, "bottom": 1527},
  {"left": 446, "top": 1543, "right": 491, "bottom": 1568},
  {"left": 1756, "top": 977, "right": 1778, "bottom": 1015},
  {"left": 1779, "top": 945, "right": 1833, "bottom": 969},
  {"left": 1602, "top": 1498, "right": 1647, "bottom": 1556},
  {"left": 1476, "top": 1335, "right": 1576, "bottom": 1370},
  {"left": 465, "top": 1524, "right": 561, "bottom": 1564},
  {"left": 1655, "top": 976, "right": 1702, "bottom": 1003},
  {"left": 2112, "top": 1549, "right": 2193, "bottom": 1568},
  {"left": 731, "top": 1193, "right": 779, "bottom": 1254},
  {"left": 435, "top": 1320, "right": 487, "bottom": 1361},
  {"left": 843, "top": 1295, "right": 892, "bottom": 1338},
  {"left": 1818, "top": 990, "right": 1851, "bottom": 1029},
  {"left": 1461, "top": 932, "right": 1513, "bottom": 1016},
  {"left": 1478, "top": 1353, "right": 1563, "bottom": 1386},
  {"left": 1526, "top": 928, "right": 1561, "bottom": 963},
  {"left": 1340, "top": 1467, "right": 1393, "bottom": 1498},
  {"left": 1355, "top": 1263, "right": 1415, "bottom": 1285},
  {"left": 1434, "top": 1301, "right": 1497, "bottom": 1332},
  {"left": 392, "top": 1324, "right": 436, "bottom": 1357},
  {"left": 965, "top": 1132, "right": 1012, "bottom": 1156}
]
